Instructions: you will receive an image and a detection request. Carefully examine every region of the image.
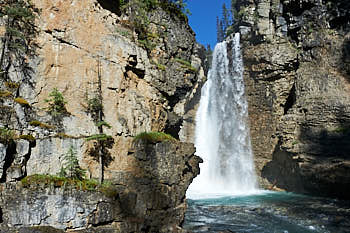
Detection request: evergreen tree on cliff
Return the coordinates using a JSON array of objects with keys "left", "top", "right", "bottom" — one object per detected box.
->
[
  {"left": 216, "top": 16, "right": 224, "bottom": 42},
  {"left": 0, "top": 0, "right": 38, "bottom": 79},
  {"left": 222, "top": 3, "right": 230, "bottom": 32}
]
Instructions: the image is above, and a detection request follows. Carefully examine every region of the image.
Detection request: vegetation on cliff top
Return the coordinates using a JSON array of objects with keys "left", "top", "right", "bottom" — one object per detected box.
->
[
  {"left": 120, "top": 0, "right": 190, "bottom": 22},
  {"left": 0, "top": 127, "right": 15, "bottom": 143},
  {"left": 133, "top": 131, "right": 176, "bottom": 144},
  {"left": 118, "top": 0, "right": 190, "bottom": 53},
  {"left": 21, "top": 174, "right": 118, "bottom": 197}
]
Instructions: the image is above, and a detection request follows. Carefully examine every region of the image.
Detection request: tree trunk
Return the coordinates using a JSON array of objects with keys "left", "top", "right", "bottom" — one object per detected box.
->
[{"left": 97, "top": 58, "right": 104, "bottom": 184}]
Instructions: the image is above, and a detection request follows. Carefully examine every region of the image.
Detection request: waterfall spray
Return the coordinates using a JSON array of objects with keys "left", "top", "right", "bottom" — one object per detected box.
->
[{"left": 187, "top": 33, "right": 258, "bottom": 198}]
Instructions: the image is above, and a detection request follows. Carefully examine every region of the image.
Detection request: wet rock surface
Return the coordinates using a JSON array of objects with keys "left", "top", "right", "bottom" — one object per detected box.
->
[{"left": 234, "top": 0, "right": 350, "bottom": 198}]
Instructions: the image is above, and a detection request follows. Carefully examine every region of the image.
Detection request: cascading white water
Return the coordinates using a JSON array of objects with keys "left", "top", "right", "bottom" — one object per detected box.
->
[{"left": 187, "top": 33, "right": 258, "bottom": 198}]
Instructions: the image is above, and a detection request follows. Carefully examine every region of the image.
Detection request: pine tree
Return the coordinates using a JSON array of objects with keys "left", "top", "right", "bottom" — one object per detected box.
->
[
  {"left": 216, "top": 16, "right": 225, "bottom": 42},
  {"left": 231, "top": 0, "right": 237, "bottom": 23},
  {"left": 85, "top": 59, "right": 114, "bottom": 184},
  {"left": 222, "top": 3, "right": 230, "bottom": 32},
  {"left": 219, "top": 20, "right": 225, "bottom": 42},
  {"left": 59, "top": 146, "right": 86, "bottom": 180},
  {"left": 0, "top": 0, "right": 38, "bottom": 80}
]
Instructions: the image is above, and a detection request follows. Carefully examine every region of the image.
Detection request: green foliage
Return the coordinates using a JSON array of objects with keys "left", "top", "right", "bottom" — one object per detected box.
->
[
  {"left": 174, "top": 58, "right": 197, "bottom": 73},
  {"left": 138, "top": 39, "right": 156, "bottom": 51},
  {"left": 0, "top": 0, "right": 39, "bottom": 79},
  {"left": 133, "top": 131, "right": 176, "bottom": 144},
  {"left": 115, "top": 28, "right": 131, "bottom": 38},
  {"left": 55, "top": 133, "right": 79, "bottom": 139},
  {"left": 119, "top": 0, "right": 190, "bottom": 53},
  {"left": 85, "top": 94, "right": 102, "bottom": 122},
  {"left": 29, "top": 120, "right": 54, "bottom": 129},
  {"left": 292, "top": 140, "right": 299, "bottom": 145},
  {"left": 59, "top": 146, "right": 86, "bottom": 180},
  {"left": 14, "top": 97, "right": 30, "bottom": 106},
  {"left": 21, "top": 174, "right": 68, "bottom": 188},
  {"left": 333, "top": 126, "right": 350, "bottom": 134},
  {"left": 45, "top": 88, "right": 67, "bottom": 116},
  {"left": 0, "top": 127, "right": 15, "bottom": 143},
  {"left": 21, "top": 174, "right": 117, "bottom": 196},
  {"left": 156, "top": 63, "right": 166, "bottom": 71},
  {"left": 5, "top": 81, "right": 20, "bottom": 89},
  {"left": 18, "top": 134, "right": 36, "bottom": 142},
  {"left": 96, "top": 121, "right": 112, "bottom": 129},
  {"left": 0, "top": 90, "right": 12, "bottom": 98},
  {"left": 86, "top": 134, "right": 113, "bottom": 142}
]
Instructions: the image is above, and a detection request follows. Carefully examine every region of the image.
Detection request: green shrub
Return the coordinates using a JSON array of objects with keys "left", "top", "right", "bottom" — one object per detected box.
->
[
  {"left": 96, "top": 121, "right": 112, "bottom": 129},
  {"left": 54, "top": 133, "right": 79, "bottom": 139},
  {"left": 29, "top": 120, "right": 54, "bottom": 129},
  {"left": 21, "top": 174, "right": 67, "bottom": 188},
  {"left": 85, "top": 95, "right": 102, "bottom": 123},
  {"left": 153, "top": 62, "right": 166, "bottom": 71},
  {"left": 86, "top": 134, "right": 113, "bottom": 142},
  {"left": 133, "top": 131, "right": 176, "bottom": 143},
  {"left": 5, "top": 81, "right": 19, "bottom": 89},
  {"left": 0, "top": 90, "right": 12, "bottom": 98},
  {"left": 45, "top": 88, "right": 67, "bottom": 116},
  {"left": 21, "top": 174, "right": 117, "bottom": 196},
  {"left": 174, "top": 58, "right": 197, "bottom": 73},
  {"left": 18, "top": 134, "right": 36, "bottom": 142},
  {"left": 14, "top": 97, "right": 30, "bottom": 106},
  {"left": 0, "top": 127, "right": 15, "bottom": 143}
]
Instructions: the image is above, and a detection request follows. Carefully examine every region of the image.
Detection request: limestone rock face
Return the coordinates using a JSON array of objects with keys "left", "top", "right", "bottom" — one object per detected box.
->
[
  {"left": 0, "top": 141, "right": 201, "bottom": 232},
  {"left": 235, "top": 0, "right": 350, "bottom": 198},
  {"left": 0, "top": 0, "right": 204, "bottom": 231}
]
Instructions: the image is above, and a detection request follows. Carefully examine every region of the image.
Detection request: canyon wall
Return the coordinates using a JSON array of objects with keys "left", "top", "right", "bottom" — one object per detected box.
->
[
  {"left": 235, "top": 0, "right": 350, "bottom": 198},
  {"left": 0, "top": 0, "right": 203, "bottom": 231}
]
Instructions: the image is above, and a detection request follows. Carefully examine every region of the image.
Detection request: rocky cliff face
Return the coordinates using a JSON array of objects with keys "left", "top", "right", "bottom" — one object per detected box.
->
[
  {"left": 234, "top": 0, "right": 350, "bottom": 198},
  {"left": 0, "top": 141, "right": 201, "bottom": 232},
  {"left": 0, "top": 0, "right": 203, "bottom": 231}
]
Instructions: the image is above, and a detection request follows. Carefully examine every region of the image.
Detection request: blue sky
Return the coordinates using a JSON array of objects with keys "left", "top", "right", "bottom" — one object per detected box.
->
[{"left": 187, "top": 0, "right": 231, "bottom": 49}]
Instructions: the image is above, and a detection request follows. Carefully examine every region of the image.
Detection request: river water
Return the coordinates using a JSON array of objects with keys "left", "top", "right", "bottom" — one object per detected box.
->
[{"left": 184, "top": 192, "right": 350, "bottom": 233}]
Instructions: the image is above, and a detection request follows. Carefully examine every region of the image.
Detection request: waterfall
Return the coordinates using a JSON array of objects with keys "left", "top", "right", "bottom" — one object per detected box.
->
[{"left": 187, "top": 33, "right": 258, "bottom": 198}]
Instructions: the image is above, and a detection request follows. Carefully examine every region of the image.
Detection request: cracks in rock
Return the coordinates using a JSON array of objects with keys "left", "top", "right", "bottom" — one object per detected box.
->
[
  {"left": 43, "top": 30, "right": 118, "bottom": 65},
  {"left": 182, "top": 160, "right": 193, "bottom": 177},
  {"left": 287, "top": 27, "right": 301, "bottom": 44},
  {"left": 248, "top": 57, "right": 299, "bottom": 82},
  {"left": 0, "top": 207, "right": 2, "bottom": 223},
  {"left": 283, "top": 84, "right": 296, "bottom": 115},
  {"left": 44, "top": 30, "right": 80, "bottom": 50},
  {"left": 125, "top": 55, "right": 145, "bottom": 79}
]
